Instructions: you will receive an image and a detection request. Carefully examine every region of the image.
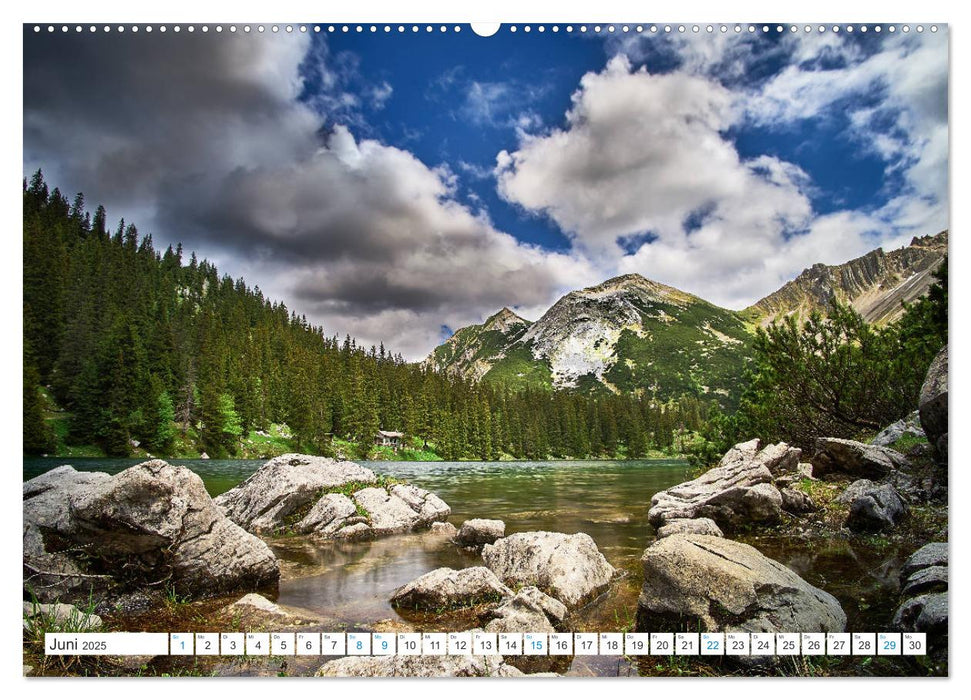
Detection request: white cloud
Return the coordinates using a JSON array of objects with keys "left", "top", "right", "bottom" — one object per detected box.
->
[
  {"left": 495, "top": 32, "right": 948, "bottom": 310},
  {"left": 496, "top": 55, "right": 818, "bottom": 306}
]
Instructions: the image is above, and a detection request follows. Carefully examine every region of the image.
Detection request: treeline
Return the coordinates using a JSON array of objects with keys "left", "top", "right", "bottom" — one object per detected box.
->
[{"left": 23, "top": 171, "right": 711, "bottom": 459}]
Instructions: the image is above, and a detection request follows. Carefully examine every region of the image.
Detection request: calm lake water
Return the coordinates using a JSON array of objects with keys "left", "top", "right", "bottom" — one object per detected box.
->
[{"left": 23, "top": 457, "right": 907, "bottom": 675}]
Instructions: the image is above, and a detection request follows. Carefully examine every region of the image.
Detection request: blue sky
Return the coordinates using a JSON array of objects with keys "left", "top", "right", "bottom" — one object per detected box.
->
[{"left": 23, "top": 24, "right": 949, "bottom": 358}]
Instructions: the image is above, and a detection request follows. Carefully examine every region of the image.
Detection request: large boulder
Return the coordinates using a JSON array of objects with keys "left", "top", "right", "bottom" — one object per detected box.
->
[
  {"left": 636, "top": 535, "right": 846, "bottom": 635},
  {"left": 214, "top": 454, "right": 377, "bottom": 532},
  {"left": 842, "top": 481, "right": 908, "bottom": 533},
  {"left": 214, "top": 454, "right": 450, "bottom": 539},
  {"left": 354, "top": 484, "right": 451, "bottom": 536},
  {"left": 648, "top": 439, "right": 791, "bottom": 530},
  {"left": 23, "top": 462, "right": 279, "bottom": 606},
  {"left": 316, "top": 652, "right": 527, "bottom": 677},
  {"left": 455, "top": 519, "right": 506, "bottom": 548},
  {"left": 390, "top": 567, "right": 512, "bottom": 611},
  {"left": 481, "top": 531, "right": 615, "bottom": 608},
  {"left": 810, "top": 438, "right": 909, "bottom": 480},
  {"left": 918, "top": 345, "right": 948, "bottom": 462},
  {"left": 655, "top": 518, "right": 724, "bottom": 539}
]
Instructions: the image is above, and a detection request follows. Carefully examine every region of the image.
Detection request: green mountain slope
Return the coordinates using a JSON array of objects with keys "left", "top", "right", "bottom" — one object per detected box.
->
[{"left": 427, "top": 274, "right": 754, "bottom": 408}]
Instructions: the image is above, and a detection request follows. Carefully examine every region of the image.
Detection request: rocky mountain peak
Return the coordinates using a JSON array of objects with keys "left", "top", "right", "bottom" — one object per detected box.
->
[
  {"left": 484, "top": 307, "right": 530, "bottom": 333},
  {"left": 745, "top": 231, "right": 946, "bottom": 326}
]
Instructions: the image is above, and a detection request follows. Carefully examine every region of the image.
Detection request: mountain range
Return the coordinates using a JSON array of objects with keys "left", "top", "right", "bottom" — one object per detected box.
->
[{"left": 426, "top": 231, "right": 947, "bottom": 408}]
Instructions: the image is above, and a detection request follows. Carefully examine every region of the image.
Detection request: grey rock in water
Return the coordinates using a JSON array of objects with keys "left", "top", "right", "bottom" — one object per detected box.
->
[
  {"left": 919, "top": 345, "right": 948, "bottom": 462},
  {"left": 900, "top": 565, "right": 948, "bottom": 597},
  {"left": 292, "top": 493, "right": 363, "bottom": 536},
  {"left": 844, "top": 482, "right": 908, "bottom": 532},
  {"left": 636, "top": 535, "right": 846, "bottom": 636},
  {"left": 316, "top": 652, "right": 528, "bottom": 677},
  {"left": 482, "top": 531, "right": 615, "bottom": 608},
  {"left": 656, "top": 518, "right": 724, "bottom": 539},
  {"left": 648, "top": 439, "right": 792, "bottom": 530},
  {"left": 23, "top": 461, "right": 279, "bottom": 606},
  {"left": 872, "top": 411, "right": 925, "bottom": 447},
  {"left": 22, "top": 601, "right": 102, "bottom": 631},
  {"left": 811, "top": 438, "right": 909, "bottom": 480},
  {"left": 227, "top": 593, "right": 292, "bottom": 619},
  {"left": 429, "top": 521, "right": 459, "bottom": 537},
  {"left": 215, "top": 454, "right": 450, "bottom": 539},
  {"left": 892, "top": 592, "right": 948, "bottom": 636},
  {"left": 455, "top": 518, "right": 506, "bottom": 548},
  {"left": 354, "top": 485, "right": 451, "bottom": 536},
  {"left": 390, "top": 567, "right": 512, "bottom": 611},
  {"left": 484, "top": 586, "right": 568, "bottom": 633},
  {"left": 892, "top": 539, "right": 949, "bottom": 661},
  {"left": 902, "top": 542, "right": 948, "bottom": 578},
  {"left": 214, "top": 454, "right": 377, "bottom": 533},
  {"left": 781, "top": 487, "right": 817, "bottom": 514},
  {"left": 483, "top": 587, "right": 567, "bottom": 673}
]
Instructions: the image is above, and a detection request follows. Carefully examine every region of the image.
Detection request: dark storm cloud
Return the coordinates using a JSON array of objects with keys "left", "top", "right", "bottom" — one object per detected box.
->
[{"left": 23, "top": 27, "right": 592, "bottom": 358}]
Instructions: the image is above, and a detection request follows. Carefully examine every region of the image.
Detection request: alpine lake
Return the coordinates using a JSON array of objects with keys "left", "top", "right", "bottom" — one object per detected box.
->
[{"left": 23, "top": 457, "right": 918, "bottom": 676}]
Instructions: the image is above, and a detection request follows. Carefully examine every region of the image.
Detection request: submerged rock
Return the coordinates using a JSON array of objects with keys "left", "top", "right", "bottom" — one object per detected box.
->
[
  {"left": 23, "top": 461, "right": 279, "bottom": 606},
  {"left": 843, "top": 481, "right": 908, "bottom": 532},
  {"left": 429, "top": 521, "right": 459, "bottom": 537},
  {"left": 215, "top": 454, "right": 450, "bottom": 539},
  {"left": 919, "top": 345, "right": 948, "bottom": 463},
  {"left": 648, "top": 439, "right": 790, "bottom": 530},
  {"left": 636, "top": 535, "right": 846, "bottom": 635},
  {"left": 655, "top": 518, "right": 724, "bottom": 539},
  {"left": 390, "top": 567, "right": 512, "bottom": 611},
  {"left": 455, "top": 519, "right": 506, "bottom": 548},
  {"left": 810, "top": 438, "right": 909, "bottom": 480},
  {"left": 227, "top": 593, "right": 291, "bottom": 619},
  {"left": 481, "top": 531, "right": 615, "bottom": 607}
]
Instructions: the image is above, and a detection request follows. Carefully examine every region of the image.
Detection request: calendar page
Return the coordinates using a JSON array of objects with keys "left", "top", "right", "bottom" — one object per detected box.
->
[{"left": 21, "top": 7, "right": 949, "bottom": 683}]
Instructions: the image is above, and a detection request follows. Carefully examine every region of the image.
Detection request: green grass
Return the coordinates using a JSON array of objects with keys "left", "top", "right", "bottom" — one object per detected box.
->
[
  {"left": 237, "top": 424, "right": 296, "bottom": 459},
  {"left": 889, "top": 433, "right": 930, "bottom": 453},
  {"left": 23, "top": 592, "right": 105, "bottom": 676}
]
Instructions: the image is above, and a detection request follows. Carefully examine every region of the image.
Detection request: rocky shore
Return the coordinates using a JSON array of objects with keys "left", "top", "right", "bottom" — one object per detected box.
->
[{"left": 23, "top": 345, "right": 948, "bottom": 677}]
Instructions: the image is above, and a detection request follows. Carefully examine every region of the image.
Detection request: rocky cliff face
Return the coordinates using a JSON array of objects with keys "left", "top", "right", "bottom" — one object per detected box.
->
[
  {"left": 427, "top": 274, "right": 753, "bottom": 408},
  {"left": 744, "top": 231, "right": 947, "bottom": 326}
]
